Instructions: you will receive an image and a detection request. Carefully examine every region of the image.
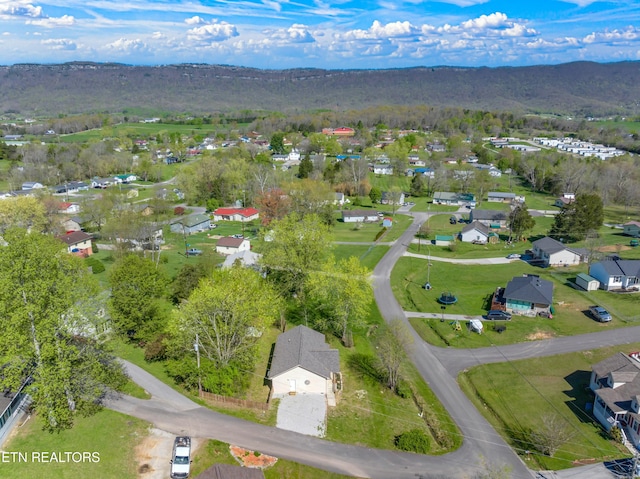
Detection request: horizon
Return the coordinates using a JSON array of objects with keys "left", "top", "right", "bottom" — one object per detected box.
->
[{"left": 1, "top": 1, "right": 640, "bottom": 69}]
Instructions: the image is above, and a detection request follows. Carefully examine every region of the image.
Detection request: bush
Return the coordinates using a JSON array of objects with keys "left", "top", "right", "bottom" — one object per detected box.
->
[
  {"left": 174, "top": 206, "right": 185, "bottom": 216},
  {"left": 144, "top": 334, "right": 168, "bottom": 361},
  {"left": 395, "top": 379, "right": 412, "bottom": 399},
  {"left": 84, "top": 256, "right": 105, "bottom": 274},
  {"left": 375, "top": 227, "right": 387, "bottom": 241},
  {"left": 91, "top": 241, "right": 99, "bottom": 253},
  {"left": 395, "top": 429, "right": 431, "bottom": 453}
]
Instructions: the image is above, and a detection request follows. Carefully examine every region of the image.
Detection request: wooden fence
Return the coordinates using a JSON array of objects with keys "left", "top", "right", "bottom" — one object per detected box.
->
[{"left": 198, "top": 391, "right": 270, "bottom": 412}]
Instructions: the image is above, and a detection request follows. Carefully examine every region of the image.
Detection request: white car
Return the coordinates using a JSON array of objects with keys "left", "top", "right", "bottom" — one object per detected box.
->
[
  {"left": 507, "top": 253, "right": 521, "bottom": 259},
  {"left": 170, "top": 436, "right": 191, "bottom": 478}
]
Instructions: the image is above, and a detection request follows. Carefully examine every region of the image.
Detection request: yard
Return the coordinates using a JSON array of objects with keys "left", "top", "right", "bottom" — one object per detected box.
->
[
  {"left": 459, "top": 345, "right": 638, "bottom": 470},
  {"left": 393, "top": 257, "right": 640, "bottom": 348}
]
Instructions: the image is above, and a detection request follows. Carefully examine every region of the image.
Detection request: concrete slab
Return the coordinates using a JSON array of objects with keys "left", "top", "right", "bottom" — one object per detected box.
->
[{"left": 276, "top": 393, "right": 326, "bottom": 437}]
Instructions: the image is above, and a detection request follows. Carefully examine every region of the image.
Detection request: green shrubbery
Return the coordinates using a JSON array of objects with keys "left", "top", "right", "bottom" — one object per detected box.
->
[
  {"left": 395, "top": 429, "right": 430, "bottom": 453},
  {"left": 85, "top": 256, "right": 105, "bottom": 274}
]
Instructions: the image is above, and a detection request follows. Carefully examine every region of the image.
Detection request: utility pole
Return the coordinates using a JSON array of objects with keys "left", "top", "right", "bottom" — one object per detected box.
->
[{"left": 194, "top": 333, "right": 202, "bottom": 395}]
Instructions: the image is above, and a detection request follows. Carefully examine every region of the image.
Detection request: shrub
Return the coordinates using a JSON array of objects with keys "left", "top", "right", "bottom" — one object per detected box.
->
[
  {"left": 395, "top": 429, "right": 431, "bottom": 453},
  {"left": 174, "top": 206, "right": 185, "bottom": 216},
  {"left": 375, "top": 227, "right": 387, "bottom": 241},
  {"left": 91, "top": 241, "right": 99, "bottom": 253},
  {"left": 84, "top": 256, "right": 105, "bottom": 274},
  {"left": 144, "top": 334, "right": 168, "bottom": 361},
  {"left": 395, "top": 379, "right": 412, "bottom": 399}
]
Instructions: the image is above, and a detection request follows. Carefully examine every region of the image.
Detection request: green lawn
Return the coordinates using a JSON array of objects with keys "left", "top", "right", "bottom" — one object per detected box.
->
[
  {"left": 394, "top": 257, "right": 640, "bottom": 348},
  {"left": 332, "top": 244, "right": 390, "bottom": 270},
  {"left": 58, "top": 122, "right": 225, "bottom": 143},
  {"left": 459, "top": 345, "right": 637, "bottom": 470},
  {"left": 3, "top": 409, "right": 149, "bottom": 479}
]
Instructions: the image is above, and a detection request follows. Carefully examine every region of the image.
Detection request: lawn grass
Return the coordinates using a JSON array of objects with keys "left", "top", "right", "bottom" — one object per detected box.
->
[
  {"left": 191, "top": 439, "right": 360, "bottom": 479},
  {"left": 394, "top": 257, "right": 640, "bottom": 348},
  {"left": 3, "top": 409, "right": 149, "bottom": 479},
  {"left": 332, "top": 244, "right": 390, "bottom": 270},
  {"left": 58, "top": 122, "right": 222, "bottom": 143},
  {"left": 458, "top": 345, "right": 638, "bottom": 470}
]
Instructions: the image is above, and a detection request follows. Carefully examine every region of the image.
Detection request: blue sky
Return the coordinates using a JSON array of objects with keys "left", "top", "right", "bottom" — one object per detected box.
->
[{"left": 1, "top": 0, "right": 640, "bottom": 69}]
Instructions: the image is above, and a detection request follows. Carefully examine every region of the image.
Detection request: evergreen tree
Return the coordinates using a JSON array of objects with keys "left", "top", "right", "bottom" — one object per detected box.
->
[{"left": 298, "top": 154, "right": 313, "bottom": 179}]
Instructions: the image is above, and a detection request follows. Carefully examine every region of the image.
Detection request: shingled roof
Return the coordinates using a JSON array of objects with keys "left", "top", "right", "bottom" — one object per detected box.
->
[
  {"left": 268, "top": 325, "right": 339, "bottom": 380},
  {"left": 504, "top": 275, "right": 554, "bottom": 305}
]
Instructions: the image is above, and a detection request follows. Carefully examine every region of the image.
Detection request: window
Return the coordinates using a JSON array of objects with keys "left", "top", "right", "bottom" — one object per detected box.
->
[{"left": 613, "top": 276, "right": 622, "bottom": 282}]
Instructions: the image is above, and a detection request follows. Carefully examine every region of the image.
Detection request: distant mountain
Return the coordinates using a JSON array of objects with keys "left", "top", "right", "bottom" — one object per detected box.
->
[{"left": 1, "top": 61, "right": 640, "bottom": 117}]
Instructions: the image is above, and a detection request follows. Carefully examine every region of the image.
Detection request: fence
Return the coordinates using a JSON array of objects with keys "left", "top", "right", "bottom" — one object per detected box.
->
[{"left": 198, "top": 391, "right": 270, "bottom": 412}]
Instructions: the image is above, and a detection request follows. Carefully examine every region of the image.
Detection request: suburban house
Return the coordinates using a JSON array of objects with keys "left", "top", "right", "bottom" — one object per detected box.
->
[
  {"left": 341, "top": 210, "right": 380, "bottom": 223},
  {"left": 623, "top": 221, "right": 640, "bottom": 238},
  {"left": 57, "top": 202, "right": 80, "bottom": 215},
  {"left": 459, "top": 221, "right": 490, "bottom": 244},
  {"left": 469, "top": 209, "right": 509, "bottom": 229},
  {"left": 212, "top": 207, "right": 260, "bottom": 223},
  {"left": 61, "top": 216, "right": 83, "bottom": 232},
  {"left": 372, "top": 164, "right": 393, "bottom": 175},
  {"left": 487, "top": 192, "right": 516, "bottom": 203},
  {"left": 135, "top": 203, "right": 154, "bottom": 216},
  {"left": 91, "top": 178, "right": 112, "bottom": 189},
  {"left": 322, "top": 127, "right": 355, "bottom": 137},
  {"left": 334, "top": 192, "right": 346, "bottom": 206},
  {"left": 554, "top": 193, "right": 575, "bottom": 208},
  {"left": 21, "top": 181, "right": 44, "bottom": 190},
  {"left": 68, "top": 181, "right": 89, "bottom": 192},
  {"left": 267, "top": 325, "right": 341, "bottom": 406},
  {"left": 215, "top": 236, "right": 250, "bottom": 255},
  {"left": 221, "top": 249, "right": 261, "bottom": 269},
  {"left": 414, "top": 167, "right": 435, "bottom": 178},
  {"left": 113, "top": 174, "right": 137, "bottom": 184},
  {"left": 408, "top": 156, "right": 426, "bottom": 167},
  {"left": 531, "top": 236, "right": 582, "bottom": 267},
  {"left": 503, "top": 274, "right": 554, "bottom": 315},
  {"left": 432, "top": 192, "right": 476, "bottom": 207},
  {"left": 57, "top": 231, "right": 93, "bottom": 257},
  {"left": 380, "top": 191, "right": 406, "bottom": 205},
  {"left": 590, "top": 352, "right": 640, "bottom": 448},
  {"left": 170, "top": 214, "right": 211, "bottom": 235},
  {"left": 589, "top": 259, "right": 640, "bottom": 291}
]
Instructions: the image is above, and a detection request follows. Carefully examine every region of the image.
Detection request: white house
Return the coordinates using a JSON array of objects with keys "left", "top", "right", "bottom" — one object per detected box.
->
[
  {"left": 459, "top": 221, "right": 489, "bottom": 244},
  {"left": 531, "top": 237, "right": 582, "bottom": 267},
  {"left": 373, "top": 164, "right": 393, "bottom": 175},
  {"left": 487, "top": 192, "right": 516, "bottom": 203},
  {"left": 267, "top": 325, "right": 340, "bottom": 406},
  {"left": 221, "top": 249, "right": 261, "bottom": 269},
  {"left": 341, "top": 210, "right": 380, "bottom": 223},
  {"left": 589, "top": 259, "right": 640, "bottom": 291},
  {"left": 212, "top": 207, "right": 260, "bottom": 223},
  {"left": 57, "top": 202, "right": 81, "bottom": 215},
  {"left": 21, "top": 181, "right": 44, "bottom": 190},
  {"left": 590, "top": 353, "right": 640, "bottom": 448},
  {"left": 215, "top": 237, "right": 250, "bottom": 255}
]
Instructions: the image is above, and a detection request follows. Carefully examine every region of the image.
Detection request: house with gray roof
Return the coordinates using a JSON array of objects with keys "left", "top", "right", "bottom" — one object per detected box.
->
[
  {"left": 503, "top": 274, "right": 553, "bottom": 315},
  {"left": 532, "top": 236, "right": 582, "bottom": 267},
  {"left": 170, "top": 214, "right": 211, "bottom": 235},
  {"left": 267, "top": 325, "right": 341, "bottom": 405},
  {"left": 487, "top": 192, "right": 516, "bottom": 203},
  {"left": 469, "top": 209, "right": 509, "bottom": 228},
  {"left": 589, "top": 259, "right": 640, "bottom": 291},
  {"left": 341, "top": 210, "right": 379, "bottom": 223},
  {"left": 432, "top": 192, "right": 476, "bottom": 207},
  {"left": 590, "top": 352, "right": 640, "bottom": 448},
  {"left": 459, "top": 221, "right": 490, "bottom": 244}
]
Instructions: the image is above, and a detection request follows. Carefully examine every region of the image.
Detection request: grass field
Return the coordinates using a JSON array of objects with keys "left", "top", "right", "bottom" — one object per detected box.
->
[
  {"left": 3, "top": 410, "right": 149, "bottom": 479},
  {"left": 394, "top": 257, "right": 640, "bottom": 348},
  {"left": 459, "top": 345, "right": 638, "bottom": 470},
  {"left": 332, "top": 244, "right": 389, "bottom": 270}
]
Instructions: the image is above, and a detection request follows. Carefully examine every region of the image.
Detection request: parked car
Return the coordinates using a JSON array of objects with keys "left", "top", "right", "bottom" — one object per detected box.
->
[
  {"left": 486, "top": 310, "right": 512, "bottom": 320},
  {"left": 507, "top": 253, "right": 521, "bottom": 259},
  {"left": 589, "top": 305, "right": 612, "bottom": 322},
  {"left": 449, "top": 216, "right": 457, "bottom": 225},
  {"left": 185, "top": 248, "right": 202, "bottom": 256},
  {"left": 232, "top": 234, "right": 244, "bottom": 239},
  {"left": 170, "top": 436, "right": 191, "bottom": 478}
]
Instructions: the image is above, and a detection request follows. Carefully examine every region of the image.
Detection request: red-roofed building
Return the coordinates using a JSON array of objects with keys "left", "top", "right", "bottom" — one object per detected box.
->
[
  {"left": 321, "top": 127, "right": 355, "bottom": 137},
  {"left": 212, "top": 207, "right": 259, "bottom": 223},
  {"left": 57, "top": 231, "right": 93, "bottom": 257},
  {"left": 57, "top": 202, "right": 80, "bottom": 214}
]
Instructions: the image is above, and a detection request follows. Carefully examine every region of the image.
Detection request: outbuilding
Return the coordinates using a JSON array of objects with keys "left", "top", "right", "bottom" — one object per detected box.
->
[{"left": 575, "top": 273, "right": 600, "bottom": 291}]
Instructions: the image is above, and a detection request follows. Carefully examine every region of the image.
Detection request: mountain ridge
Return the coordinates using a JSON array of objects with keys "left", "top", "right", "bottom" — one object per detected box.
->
[{"left": 1, "top": 61, "right": 639, "bottom": 117}]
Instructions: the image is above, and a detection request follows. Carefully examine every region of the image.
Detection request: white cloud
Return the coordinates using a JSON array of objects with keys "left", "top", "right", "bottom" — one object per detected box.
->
[
  {"left": 41, "top": 38, "right": 76, "bottom": 50},
  {"left": 342, "top": 20, "right": 419, "bottom": 41},
  {"left": 187, "top": 21, "right": 239, "bottom": 44},
  {"left": 185, "top": 16, "right": 205, "bottom": 25},
  {"left": 269, "top": 23, "right": 314, "bottom": 43},
  {"left": 26, "top": 15, "right": 75, "bottom": 27},
  {"left": 105, "top": 37, "right": 149, "bottom": 54},
  {"left": 461, "top": 12, "right": 509, "bottom": 30},
  {"left": 583, "top": 26, "right": 640, "bottom": 44},
  {"left": 0, "top": 1, "right": 42, "bottom": 18}
]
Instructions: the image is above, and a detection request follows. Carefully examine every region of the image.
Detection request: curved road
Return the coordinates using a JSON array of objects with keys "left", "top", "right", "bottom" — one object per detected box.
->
[{"left": 107, "top": 211, "right": 638, "bottom": 478}]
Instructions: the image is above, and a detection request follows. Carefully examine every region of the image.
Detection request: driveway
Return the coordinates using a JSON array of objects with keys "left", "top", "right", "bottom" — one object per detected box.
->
[{"left": 275, "top": 393, "right": 327, "bottom": 437}]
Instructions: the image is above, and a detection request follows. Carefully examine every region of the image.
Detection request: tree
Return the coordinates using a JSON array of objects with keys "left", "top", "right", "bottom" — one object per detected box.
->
[
  {"left": 270, "top": 132, "right": 286, "bottom": 154},
  {"left": 531, "top": 413, "right": 574, "bottom": 457},
  {"left": 298, "top": 154, "right": 313, "bottom": 179},
  {"left": 377, "top": 319, "right": 414, "bottom": 391},
  {"left": 307, "top": 256, "right": 372, "bottom": 344},
  {"left": 508, "top": 204, "right": 535, "bottom": 241},
  {"left": 108, "top": 254, "right": 168, "bottom": 340},
  {"left": 168, "top": 267, "right": 281, "bottom": 368},
  {"left": 369, "top": 186, "right": 382, "bottom": 204},
  {"left": 0, "top": 228, "right": 126, "bottom": 432},
  {"left": 260, "top": 213, "right": 333, "bottom": 299},
  {"left": 550, "top": 193, "right": 604, "bottom": 242},
  {"left": 410, "top": 174, "right": 426, "bottom": 197},
  {"left": 256, "top": 188, "right": 291, "bottom": 226},
  {"left": 0, "top": 196, "right": 46, "bottom": 233}
]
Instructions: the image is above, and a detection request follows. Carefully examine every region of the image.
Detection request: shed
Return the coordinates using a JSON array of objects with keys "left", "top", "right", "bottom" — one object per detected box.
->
[
  {"left": 435, "top": 235, "right": 455, "bottom": 246},
  {"left": 576, "top": 273, "right": 600, "bottom": 291}
]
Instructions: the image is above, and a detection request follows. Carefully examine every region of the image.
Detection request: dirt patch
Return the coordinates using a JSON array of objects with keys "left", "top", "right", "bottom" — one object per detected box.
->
[
  {"left": 526, "top": 330, "right": 555, "bottom": 341},
  {"left": 229, "top": 445, "right": 278, "bottom": 469},
  {"left": 598, "top": 244, "right": 632, "bottom": 253},
  {"left": 135, "top": 428, "right": 200, "bottom": 479}
]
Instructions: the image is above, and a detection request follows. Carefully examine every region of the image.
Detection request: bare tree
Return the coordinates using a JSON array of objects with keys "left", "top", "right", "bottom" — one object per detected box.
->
[
  {"left": 531, "top": 413, "right": 575, "bottom": 457},
  {"left": 377, "top": 319, "right": 414, "bottom": 391}
]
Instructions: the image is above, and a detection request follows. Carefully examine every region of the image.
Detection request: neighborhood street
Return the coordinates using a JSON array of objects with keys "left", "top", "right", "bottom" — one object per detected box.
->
[{"left": 108, "top": 211, "right": 638, "bottom": 478}]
